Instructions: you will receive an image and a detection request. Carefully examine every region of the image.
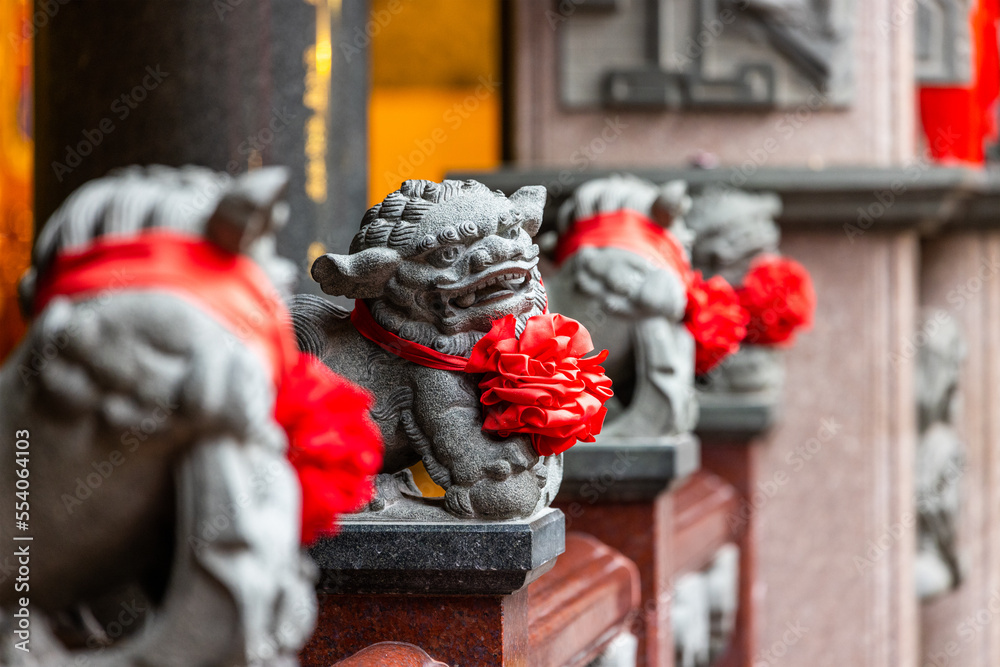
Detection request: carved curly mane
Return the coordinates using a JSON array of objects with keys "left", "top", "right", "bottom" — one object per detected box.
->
[{"left": 357, "top": 179, "right": 547, "bottom": 356}]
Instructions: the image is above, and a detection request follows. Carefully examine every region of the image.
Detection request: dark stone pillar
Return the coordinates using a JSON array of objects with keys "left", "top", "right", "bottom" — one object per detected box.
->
[{"left": 34, "top": 0, "right": 369, "bottom": 293}]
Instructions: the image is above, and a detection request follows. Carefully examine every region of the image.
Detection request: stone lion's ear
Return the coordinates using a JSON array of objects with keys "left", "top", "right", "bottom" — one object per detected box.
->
[
  {"left": 207, "top": 167, "right": 290, "bottom": 253},
  {"left": 509, "top": 186, "right": 547, "bottom": 238},
  {"left": 310, "top": 247, "right": 400, "bottom": 299},
  {"left": 651, "top": 180, "right": 691, "bottom": 229}
]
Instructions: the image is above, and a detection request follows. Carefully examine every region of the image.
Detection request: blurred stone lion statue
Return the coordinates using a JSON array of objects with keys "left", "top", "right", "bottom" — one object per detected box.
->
[{"left": 0, "top": 166, "right": 329, "bottom": 666}]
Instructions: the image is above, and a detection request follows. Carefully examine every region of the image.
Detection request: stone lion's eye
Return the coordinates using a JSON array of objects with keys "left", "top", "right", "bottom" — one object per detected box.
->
[{"left": 429, "top": 245, "right": 460, "bottom": 267}]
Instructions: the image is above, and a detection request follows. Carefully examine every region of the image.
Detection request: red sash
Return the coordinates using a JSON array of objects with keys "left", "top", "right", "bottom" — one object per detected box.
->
[
  {"left": 33, "top": 231, "right": 295, "bottom": 385},
  {"left": 553, "top": 209, "right": 691, "bottom": 280},
  {"left": 33, "top": 230, "right": 383, "bottom": 545},
  {"left": 351, "top": 299, "right": 469, "bottom": 372}
]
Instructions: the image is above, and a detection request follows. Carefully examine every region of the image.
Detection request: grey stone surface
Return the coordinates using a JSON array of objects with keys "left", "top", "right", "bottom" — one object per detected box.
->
[
  {"left": 698, "top": 345, "right": 786, "bottom": 393},
  {"left": 695, "top": 389, "right": 780, "bottom": 437},
  {"left": 915, "top": 308, "right": 966, "bottom": 599},
  {"left": 0, "top": 167, "right": 315, "bottom": 666},
  {"left": 686, "top": 187, "right": 782, "bottom": 287},
  {"left": 544, "top": 176, "right": 699, "bottom": 440},
  {"left": 558, "top": 434, "right": 701, "bottom": 502},
  {"left": 310, "top": 508, "right": 566, "bottom": 595},
  {"left": 293, "top": 179, "right": 561, "bottom": 522},
  {"left": 559, "top": 0, "right": 853, "bottom": 109}
]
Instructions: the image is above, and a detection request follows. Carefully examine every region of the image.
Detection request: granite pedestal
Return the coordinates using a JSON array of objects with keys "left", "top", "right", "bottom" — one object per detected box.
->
[
  {"left": 696, "top": 392, "right": 779, "bottom": 440},
  {"left": 301, "top": 508, "right": 565, "bottom": 666}
]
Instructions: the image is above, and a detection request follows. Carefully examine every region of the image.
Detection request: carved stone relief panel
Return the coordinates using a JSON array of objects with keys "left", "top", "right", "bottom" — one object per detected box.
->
[
  {"left": 915, "top": 308, "right": 966, "bottom": 599},
  {"left": 558, "top": 0, "right": 854, "bottom": 109},
  {"left": 915, "top": 0, "right": 973, "bottom": 84},
  {"left": 672, "top": 544, "right": 741, "bottom": 667}
]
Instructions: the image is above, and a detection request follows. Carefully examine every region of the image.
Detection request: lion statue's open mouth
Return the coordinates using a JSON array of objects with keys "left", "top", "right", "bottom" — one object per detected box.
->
[{"left": 440, "top": 260, "right": 536, "bottom": 311}]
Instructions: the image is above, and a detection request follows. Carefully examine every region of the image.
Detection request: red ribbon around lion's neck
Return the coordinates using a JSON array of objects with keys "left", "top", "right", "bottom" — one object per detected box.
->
[
  {"left": 349, "top": 276, "right": 552, "bottom": 371},
  {"left": 350, "top": 295, "right": 613, "bottom": 456},
  {"left": 31, "top": 229, "right": 383, "bottom": 545},
  {"left": 350, "top": 300, "right": 470, "bottom": 371}
]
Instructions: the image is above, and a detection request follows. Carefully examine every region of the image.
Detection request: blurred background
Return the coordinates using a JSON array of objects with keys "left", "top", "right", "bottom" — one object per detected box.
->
[{"left": 2, "top": 1, "right": 1000, "bottom": 666}]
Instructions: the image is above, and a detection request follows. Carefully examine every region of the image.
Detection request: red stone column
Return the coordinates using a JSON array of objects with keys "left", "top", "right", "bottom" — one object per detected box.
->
[
  {"left": 556, "top": 493, "right": 675, "bottom": 667},
  {"left": 553, "top": 434, "right": 704, "bottom": 667},
  {"left": 305, "top": 591, "right": 530, "bottom": 666},
  {"left": 917, "top": 232, "right": 1000, "bottom": 667},
  {"left": 528, "top": 533, "right": 641, "bottom": 666},
  {"left": 301, "top": 509, "right": 643, "bottom": 666}
]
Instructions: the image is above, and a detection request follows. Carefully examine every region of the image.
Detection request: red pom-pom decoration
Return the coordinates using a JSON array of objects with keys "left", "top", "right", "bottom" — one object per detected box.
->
[
  {"left": 465, "top": 313, "right": 614, "bottom": 456},
  {"left": 274, "top": 354, "right": 384, "bottom": 545},
  {"left": 737, "top": 255, "right": 816, "bottom": 346},
  {"left": 685, "top": 272, "right": 749, "bottom": 375}
]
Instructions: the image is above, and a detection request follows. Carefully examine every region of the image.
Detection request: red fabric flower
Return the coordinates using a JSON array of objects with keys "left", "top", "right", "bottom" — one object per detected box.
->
[
  {"left": 685, "top": 272, "right": 749, "bottom": 375},
  {"left": 738, "top": 255, "right": 816, "bottom": 346},
  {"left": 274, "top": 354, "right": 384, "bottom": 545},
  {"left": 465, "top": 313, "right": 614, "bottom": 456}
]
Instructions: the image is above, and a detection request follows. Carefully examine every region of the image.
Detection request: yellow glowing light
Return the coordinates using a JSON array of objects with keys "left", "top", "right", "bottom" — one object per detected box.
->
[
  {"left": 306, "top": 241, "right": 327, "bottom": 265},
  {"left": 408, "top": 463, "right": 447, "bottom": 498},
  {"left": 303, "top": 0, "right": 336, "bottom": 203},
  {"left": 0, "top": 0, "right": 33, "bottom": 362},
  {"left": 315, "top": 39, "right": 333, "bottom": 78}
]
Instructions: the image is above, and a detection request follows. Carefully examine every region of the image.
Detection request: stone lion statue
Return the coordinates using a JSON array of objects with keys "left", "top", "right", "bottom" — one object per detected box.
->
[
  {"left": 543, "top": 174, "right": 699, "bottom": 438},
  {"left": 686, "top": 187, "right": 782, "bottom": 288},
  {"left": 0, "top": 166, "right": 317, "bottom": 666},
  {"left": 686, "top": 187, "right": 786, "bottom": 394},
  {"left": 293, "top": 179, "right": 563, "bottom": 521}
]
